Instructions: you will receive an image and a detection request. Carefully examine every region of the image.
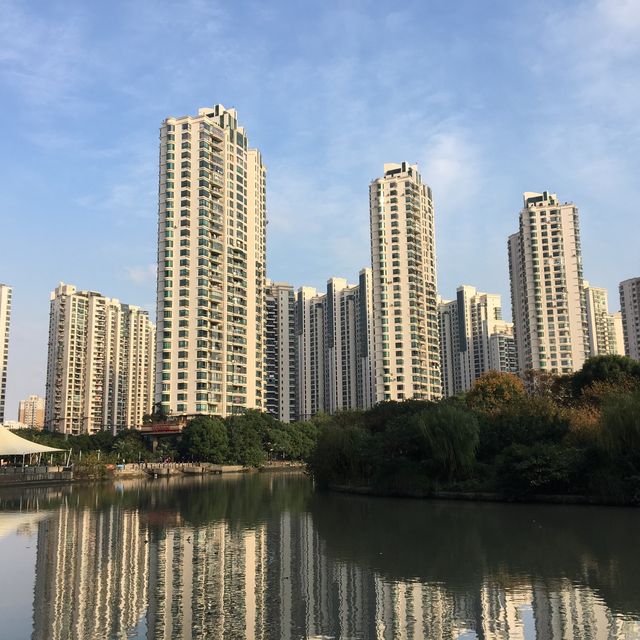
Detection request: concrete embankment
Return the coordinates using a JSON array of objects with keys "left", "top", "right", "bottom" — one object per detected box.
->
[
  {"left": 0, "top": 461, "right": 307, "bottom": 488},
  {"left": 0, "top": 467, "right": 73, "bottom": 487}
]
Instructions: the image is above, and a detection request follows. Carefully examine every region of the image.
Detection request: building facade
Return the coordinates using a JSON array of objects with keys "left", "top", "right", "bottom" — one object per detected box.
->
[
  {"left": 0, "top": 284, "right": 11, "bottom": 424},
  {"left": 619, "top": 277, "right": 640, "bottom": 360},
  {"left": 583, "top": 282, "right": 624, "bottom": 357},
  {"left": 369, "top": 162, "right": 441, "bottom": 402},
  {"left": 18, "top": 394, "right": 45, "bottom": 430},
  {"left": 294, "top": 272, "right": 374, "bottom": 419},
  {"left": 508, "top": 191, "right": 589, "bottom": 375},
  {"left": 45, "top": 283, "right": 155, "bottom": 435},
  {"left": 295, "top": 286, "right": 325, "bottom": 420},
  {"left": 265, "top": 281, "right": 297, "bottom": 422},
  {"left": 356, "top": 268, "right": 375, "bottom": 410},
  {"left": 439, "top": 286, "right": 517, "bottom": 397},
  {"left": 155, "top": 105, "right": 266, "bottom": 418}
]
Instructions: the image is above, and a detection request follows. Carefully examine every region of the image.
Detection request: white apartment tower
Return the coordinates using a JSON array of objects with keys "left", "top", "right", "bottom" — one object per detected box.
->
[
  {"left": 155, "top": 106, "right": 266, "bottom": 417},
  {"left": 357, "top": 268, "right": 375, "bottom": 410},
  {"left": 45, "top": 283, "right": 155, "bottom": 435},
  {"left": 0, "top": 284, "right": 11, "bottom": 423},
  {"left": 508, "top": 191, "right": 589, "bottom": 375},
  {"left": 18, "top": 394, "right": 45, "bottom": 430},
  {"left": 619, "top": 277, "right": 640, "bottom": 360},
  {"left": 294, "top": 272, "right": 374, "bottom": 419},
  {"left": 369, "top": 163, "right": 441, "bottom": 402},
  {"left": 295, "top": 287, "right": 326, "bottom": 420},
  {"left": 325, "top": 277, "right": 361, "bottom": 414},
  {"left": 583, "top": 282, "right": 624, "bottom": 357},
  {"left": 265, "top": 281, "right": 297, "bottom": 422},
  {"left": 439, "top": 286, "right": 517, "bottom": 397}
]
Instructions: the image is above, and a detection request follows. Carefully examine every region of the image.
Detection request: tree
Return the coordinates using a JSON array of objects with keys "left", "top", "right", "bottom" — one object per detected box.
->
[
  {"left": 599, "top": 392, "right": 640, "bottom": 462},
  {"left": 572, "top": 355, "right": 640, "bottom": 398},
  {"left": 477, "top": 396, "right": 569, "bottom": 461},
  {"left": 180, "top": 416, "right": 229, "bottom": 463},
  {"left": 112, "top": 430, "right": 149, "bottom": 462},
  {"left": 392, "top": 405, "right": 479, "bottom": 480},
  {"left": 497, "top": 443, "right": 586, "bottom": 496},
  {"left": 466, "top": 371, "right": 526, "bottom": 414},
  {"left": 143, "top": 402, "right": 169, "bottom": 424},
  {"left": 225, "top": 414, "right": 267, "bottom": 467}
]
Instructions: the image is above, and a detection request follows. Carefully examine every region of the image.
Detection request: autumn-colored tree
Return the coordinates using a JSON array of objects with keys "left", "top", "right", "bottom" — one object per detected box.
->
[
  {"left": 565, "top": 405, "right": 601, "bottom": 446},
  {"left": 466, "top": 371, "right": 526, "bottom": 414}
]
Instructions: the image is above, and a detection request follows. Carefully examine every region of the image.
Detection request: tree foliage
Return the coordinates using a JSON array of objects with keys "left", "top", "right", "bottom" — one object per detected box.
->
[
  {"left": 180, "top": 416, "right": 229, "bottom": 463},
  {"left": 466, "top": 371, "right": 526, "bottom": 414}
]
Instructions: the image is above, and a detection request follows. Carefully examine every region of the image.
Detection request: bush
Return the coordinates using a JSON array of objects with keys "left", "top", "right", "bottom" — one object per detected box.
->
[
  {"left": 599, "top": 392, "right": 640, "bottom": 466},
  {"left": 384, "top": 405, "right": 479, "bottom": 480},
  {"left": 497, "top": 443, "right": 586, "bottom": 497},
  {"left": 477, "top": 396, "right": 569, "bottom": 461},
  {"left": 309, "top": 422, "right": 373, "bottom": 488}
]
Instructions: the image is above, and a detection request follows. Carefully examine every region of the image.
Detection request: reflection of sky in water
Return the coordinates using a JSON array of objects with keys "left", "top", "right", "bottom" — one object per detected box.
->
[
  {"left": 0, "top": 531, "right": 38, "bottom": 640},
  {"left": 0, "top": 475, "right": 638, "bottom": 640}
]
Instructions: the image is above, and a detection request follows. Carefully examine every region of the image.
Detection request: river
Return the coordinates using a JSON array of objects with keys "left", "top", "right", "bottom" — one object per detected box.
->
[{"left": 0, "top": 473, "right": 638, "bottom": 639}]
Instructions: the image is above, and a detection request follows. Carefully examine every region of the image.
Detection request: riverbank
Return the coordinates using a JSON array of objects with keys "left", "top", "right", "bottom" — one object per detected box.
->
[
  {"left": 0, "top": 466, "right": 74, "bottom": 488},
  {"left": 0, "top": 461, "right": 307, "bottom": 489},
  {"left": 327, "top": 483, "right": 639, "bottom": 507}
]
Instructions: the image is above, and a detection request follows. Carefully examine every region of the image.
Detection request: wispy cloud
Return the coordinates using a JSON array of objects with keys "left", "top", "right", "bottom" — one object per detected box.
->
[
  {"left": 0, "top": 0, "right": 88, "bottom": 110},
  {"left": 124, "top": 264, "right": 156, "bottom": 286}
]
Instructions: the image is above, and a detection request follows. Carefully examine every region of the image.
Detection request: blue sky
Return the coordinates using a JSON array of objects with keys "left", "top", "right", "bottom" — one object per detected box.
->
[{"left": 1, "top": 0, "right": 639, "bottom": 418}]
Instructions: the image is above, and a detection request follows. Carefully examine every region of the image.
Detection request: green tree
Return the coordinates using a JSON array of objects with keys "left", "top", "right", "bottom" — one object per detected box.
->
[
  {"left": 225, "top": 414, "right": 267, "bottom": 467},
  {"left": 388, "top": 405, "right": 479, "bottom": 480},
  {"left": 497, "top": 443, "right": 587, "bottom": 496},
  {"left": 477, "top": 396, "right": 569, "bottom": 461},
  {"left": 572, "top": 355, "right": 640, "bottom": 397},
  {"left": 599, "top": 392, "right": 640, "bottom": 462},
  {"left": 112, "top": 430, "right": 149, "bottom": 463},
  {"left": 180, "top": 416, "right": 229, "bottom": 463}
]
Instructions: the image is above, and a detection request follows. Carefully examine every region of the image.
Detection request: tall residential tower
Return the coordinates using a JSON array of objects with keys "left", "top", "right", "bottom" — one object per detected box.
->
[
  {"left": 18, "top": 395, "right": 45, "bottom": 430},
  {"left": 0, "top": 284, "right": 11, "bottom": 423},
  {"left": 508, "top": 192, "right": 589, "bottom": 375},
  {"left": 155, "top": 106, "right": 266, "bottom": 417},
  {"left": 265, "top": 281, "right": 296, "bottom": 422},
  {"left": 583, "top": 282, "right": 624, "bottom": 357},
  {"left": 619, "top": 277, "right": 640, "bottom": 360},
  {"left": 439, "top": 286, "right": 517, "bottom": 397},
  {"left": 45, "top": 283, "right": 155, "bottom": 435},
  {"left": 369, "top": 163, "right": 441, "bottom": 402}
]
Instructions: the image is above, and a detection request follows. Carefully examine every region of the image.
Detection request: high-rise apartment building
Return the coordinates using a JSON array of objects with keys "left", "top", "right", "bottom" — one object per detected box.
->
[
  {"left": 18, "top": 394, "right": 45, "bottom": 430},
  {"left": 508, "top": 191, "right": 589, "bottom": 374},
  {"left": 583, "top": 282, "right": 624, "bottom": 357},
  {"left": 295, "top": 286, "right": 326, "bottom": 420},
  {"left": 265, "top": 281, "right": 296, "bottom": 422},
  {"left": 619, "top": 277, "right": 640, "bottom": 360},
  {"left": 439, "top": 286, "right": 517, "bottom": 397},
  {"left": 0, "top": 284, "right": 11, "bottom": 424},
  {"left": 45, "top": 283, "right": 155, "bottom": 435},
  {"left": 294, "top": 272, "right": 374, "bottom": 419},
  {"left": 369, "top": 162, "right": 441, "bottom": 402},
  {"left": 356, "top": 268, "right": 375, "bottom": 410},
  {"left": 325, "top": 277, "right": 360, "bottom": 414},
  {"left": 155, "top": 106, "right": 266, "bottom": 417}
]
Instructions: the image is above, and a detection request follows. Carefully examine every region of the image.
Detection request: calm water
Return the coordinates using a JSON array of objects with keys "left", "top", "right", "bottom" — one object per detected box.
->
[{"left": 0, "top": 474, "right": 639, "bottom": 640}]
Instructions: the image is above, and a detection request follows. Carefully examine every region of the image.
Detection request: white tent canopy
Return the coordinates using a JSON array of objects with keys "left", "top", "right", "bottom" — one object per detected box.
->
[{"left": 0, "top": 426, "right": 64, "bottom": 456}]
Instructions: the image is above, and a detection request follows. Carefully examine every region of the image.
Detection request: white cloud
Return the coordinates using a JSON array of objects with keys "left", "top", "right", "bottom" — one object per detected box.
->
[{"left": 124, "top": 264, "right": 156, "bottom": 286}]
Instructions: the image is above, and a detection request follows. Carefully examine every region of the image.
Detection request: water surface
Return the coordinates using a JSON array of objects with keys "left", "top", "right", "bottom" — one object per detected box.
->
[{"left": 0, "top": 473, "right": 639, "bottom": 639}]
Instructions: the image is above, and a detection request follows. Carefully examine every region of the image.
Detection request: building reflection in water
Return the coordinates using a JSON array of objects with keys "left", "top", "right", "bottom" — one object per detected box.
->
[{"left": 24, "top": 476, "right": 640, "bottom": 639}]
